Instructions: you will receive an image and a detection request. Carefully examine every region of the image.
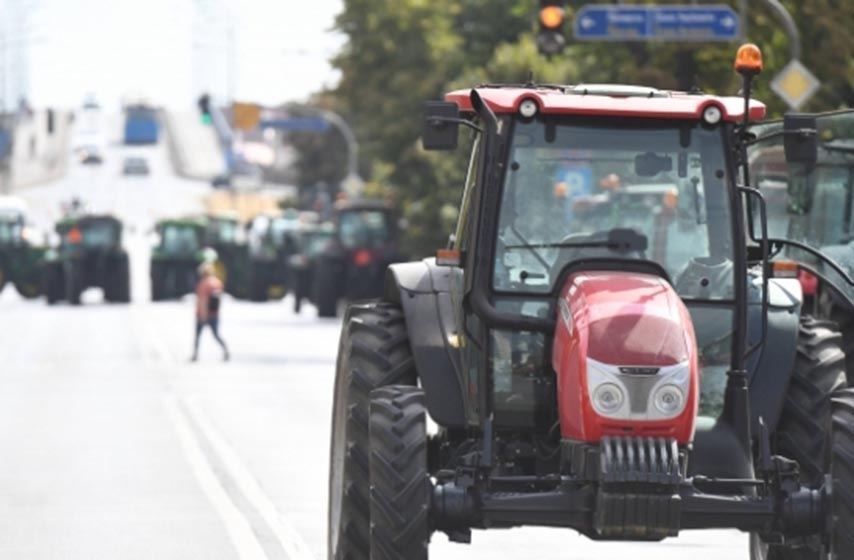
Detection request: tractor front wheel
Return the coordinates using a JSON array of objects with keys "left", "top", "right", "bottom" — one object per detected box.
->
[
  {"left": 368, "top": 386, "right": 430, "bottom": 560},
  {"left": 327, "top": 302, "right": 417, "bottom": 560},
  {"left": 751, "top": 317, "right": 848, "bottom": 559}
]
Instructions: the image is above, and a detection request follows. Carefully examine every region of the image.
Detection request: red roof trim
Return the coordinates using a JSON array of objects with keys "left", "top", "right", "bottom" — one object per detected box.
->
[{"left": 445, "top": 87, "right": 766, "bottom": 122}]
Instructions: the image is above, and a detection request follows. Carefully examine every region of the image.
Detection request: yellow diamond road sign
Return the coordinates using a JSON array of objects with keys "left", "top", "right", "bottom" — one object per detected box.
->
[{"left": 771, "top": 59, "right": 820, "bottom": 110}]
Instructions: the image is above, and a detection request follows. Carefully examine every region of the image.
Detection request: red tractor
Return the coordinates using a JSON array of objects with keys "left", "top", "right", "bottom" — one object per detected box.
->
[{"left": 329, "top": 45, "right": 854, "bottom": 559}]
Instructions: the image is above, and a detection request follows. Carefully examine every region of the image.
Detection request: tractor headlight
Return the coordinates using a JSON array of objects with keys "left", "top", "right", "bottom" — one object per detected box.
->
[
  {"left": 592, "top": 383, "right": 625, "bottom": 416},
  {"left": 653, "top": 384, "right": 685, "bottom": 416}
]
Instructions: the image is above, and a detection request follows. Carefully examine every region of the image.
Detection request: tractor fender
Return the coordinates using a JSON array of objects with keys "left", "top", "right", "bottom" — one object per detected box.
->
[
  {"left": 747, "top": 277, "right": 803, "bottom": 433},
  {"left": 385, "top": 259, "right": 467, "bottom": 428}
]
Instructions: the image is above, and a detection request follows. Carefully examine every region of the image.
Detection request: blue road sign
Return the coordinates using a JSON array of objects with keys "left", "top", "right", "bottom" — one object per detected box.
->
[
  {"left": 574, "top": 4, "right": 740, "bottom": 42},
  {"left": 259, "top": 117, "right": 331, "bottom": 133}
]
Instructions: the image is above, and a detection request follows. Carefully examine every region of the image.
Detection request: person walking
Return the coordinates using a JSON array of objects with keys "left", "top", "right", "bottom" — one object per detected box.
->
[{"left": 192, "top": 262, "right": 230, "bottom": 362}]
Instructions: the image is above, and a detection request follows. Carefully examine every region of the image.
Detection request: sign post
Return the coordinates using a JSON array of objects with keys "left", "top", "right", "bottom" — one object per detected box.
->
[{"left": 771, "top": 60, "right": 820, "bottom": 110}]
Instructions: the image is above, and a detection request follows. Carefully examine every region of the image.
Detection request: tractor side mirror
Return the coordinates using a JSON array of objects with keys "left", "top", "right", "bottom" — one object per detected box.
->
[
  {"left": 783, "top": 113, "right": 817, "bottom": 165},
  {"left": 423, "top": 102, "right": 460, "bottom": 151}
]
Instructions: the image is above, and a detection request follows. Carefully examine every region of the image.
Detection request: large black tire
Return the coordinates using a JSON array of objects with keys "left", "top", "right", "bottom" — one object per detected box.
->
[
  {"left": 315, "top": 259, "right": 340, "bottom": 318},
  {"left": 249, "top": 262, "right": 269, "bottom": 302},
  {"left": 0, "top": 261, "right": 8, "bottom": 294},
  {"left": 151, "top": 261, "right": 165, "bottom": 301},
  {"left": 65, "top": 261, "right": 82, "bottom": 305},
  {"left": 44, "top": 263, "right": 62, "bottom": 305},
  {"left": 369, "top": 386, "right": 430, "bottom": 560},
  {"left": 328, "top": 302, "right": 417, "bottom": 560},
  {"left": 751, "top": 317, "right": 848, "bottom": 559},
  {"left": 292, "top": 272, "right": 305, "bottom": 314},
  {"left": 107, "top": 255, "right": 131, "bottom": 303},
  {"left": 775, "top": 318, "right": 847, "bottom": 485},
  {"left": 14, "top": 263, "right": 42, "bottom": 299},
  {"left": 825, "top": 304, "right": 854, "bottom": 384}
]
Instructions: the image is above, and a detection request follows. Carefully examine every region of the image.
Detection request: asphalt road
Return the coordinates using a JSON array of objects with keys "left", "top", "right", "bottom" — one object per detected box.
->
[{"left": 0, "top": 116, "right": 750, "bottom": 559}]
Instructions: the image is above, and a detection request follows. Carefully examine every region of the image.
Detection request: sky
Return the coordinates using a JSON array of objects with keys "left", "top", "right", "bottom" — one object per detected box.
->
[{"left": 19, "top": 0, "right": 344, "bottom": 110}]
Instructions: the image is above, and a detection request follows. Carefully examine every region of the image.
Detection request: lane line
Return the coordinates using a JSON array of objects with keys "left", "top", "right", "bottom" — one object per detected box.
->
[
  {"left": 164, "top": 395, "right": 269, "bottom": 560},
  {"left": 185, "top": 396, "right": 316, "bottom": 560}
]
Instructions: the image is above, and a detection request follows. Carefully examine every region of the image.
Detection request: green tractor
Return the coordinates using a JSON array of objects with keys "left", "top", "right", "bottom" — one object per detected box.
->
[
  {"left": 243, "top": 211, "right": 300, "bottom": 302},
  {"left": 0, "top": 208, "right": 46, "bottom": 299},
  {"left": 311, "top": 199, "right": 405, "bottom": 317},
  {"left": 43, "top": 214, "right": 130, "bottom": 305},
  {"left": 150, "top": 217, "right": 208, "bottom": 301},
  {"left": 289, "top": 221, "right": 335, "bottom": 314},
  {"left": 203, "top": 212, "right": 250, "bottom": 298},
  {"left": 751, "top": 112, "right": 854, "bottom": 374}
]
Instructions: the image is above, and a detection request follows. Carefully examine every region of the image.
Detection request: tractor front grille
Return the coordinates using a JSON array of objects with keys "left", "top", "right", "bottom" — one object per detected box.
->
[{"left": 617, "top": 373, "right": 660, "bottom": 414}]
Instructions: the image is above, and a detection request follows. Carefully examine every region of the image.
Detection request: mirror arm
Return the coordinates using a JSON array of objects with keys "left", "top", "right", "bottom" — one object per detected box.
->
[
  {"left": 426, "top": 116, "right": 483, "bottom": 134},
  {"left": 744, "top": 128, "right": 816, "bottom": 147}
]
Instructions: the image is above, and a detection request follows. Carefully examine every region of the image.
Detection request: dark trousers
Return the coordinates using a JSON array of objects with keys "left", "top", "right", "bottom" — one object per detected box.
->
[{"left": 194, "top": 317, "right": 229, "bottom": 357}]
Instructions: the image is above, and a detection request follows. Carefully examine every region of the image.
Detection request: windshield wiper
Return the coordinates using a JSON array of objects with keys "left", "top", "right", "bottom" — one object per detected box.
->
[
  {"left": 506, "top": 224, "right": 551, "bottom": 270},
  {"left": 505, "top": 228, "right": 648, "bottom": 255}
]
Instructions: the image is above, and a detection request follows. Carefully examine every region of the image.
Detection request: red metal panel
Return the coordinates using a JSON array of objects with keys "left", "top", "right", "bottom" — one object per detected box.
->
[{"left": 446, "top": 87, "right": 766, "bottom": 122}]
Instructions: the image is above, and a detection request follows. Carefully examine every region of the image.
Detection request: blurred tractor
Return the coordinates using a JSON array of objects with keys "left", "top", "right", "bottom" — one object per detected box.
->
[
  {"left": 43, "top": 214, "right": 130, "bottom": 305},
  {"left": 311, "top": 199, "right": 405, "bottom": 317},
  {"left": 289, "top": 221, "right": 335, "bottom": 314},
  {"left": 0, "top": 205, "right": 46, "bottom": 299},
  {"left": 150, "top": 217, "right": 208, "bottom": 301},
  {"left": 751, "top": 119, "right": 854, "bottom": 376},
  {"left": 243, "top": 210, "right": 300, "bottom": 302},
  {"left": 203, "top": 212, "right": 250, "bottom": 298}
]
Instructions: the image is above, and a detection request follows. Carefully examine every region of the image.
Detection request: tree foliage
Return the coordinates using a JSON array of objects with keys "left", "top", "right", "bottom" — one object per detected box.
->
[{"left": 304, "top": 0, "right": 854, "bottom": 257}]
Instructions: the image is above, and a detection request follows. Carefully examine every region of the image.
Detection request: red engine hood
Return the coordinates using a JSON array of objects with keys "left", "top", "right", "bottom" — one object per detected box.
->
[{"left": 552, "top": 271, "right": 699, "bottom": 443}]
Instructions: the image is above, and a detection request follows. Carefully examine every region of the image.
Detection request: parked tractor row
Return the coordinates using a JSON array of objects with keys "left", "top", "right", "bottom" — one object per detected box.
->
[{"left": 0, "top": 197, "right": 405, "bottom": 316}]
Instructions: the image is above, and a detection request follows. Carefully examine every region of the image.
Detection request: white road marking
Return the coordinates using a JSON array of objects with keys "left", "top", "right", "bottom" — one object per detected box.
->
[
  {"left": 164, "top": 395, "right": 269, "bottom": 560},
  {"left": 185, "top": 396, "right": 316, "bottom": 560}
]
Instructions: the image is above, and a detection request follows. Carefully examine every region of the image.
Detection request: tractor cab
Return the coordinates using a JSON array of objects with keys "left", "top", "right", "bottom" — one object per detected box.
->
[
  {"left": 46, "top": 214, "right": 130, "bottom": 304},
  {"left": 749, "top": 110, "right": 854, "bottom": 373},
  {"left": 150, "top": 218, "right": 207, "bottom": 301},
  {"left": 329, "top": 44, "right": 854, "bottom": 559},
  {"left": 0, "top": 209, "right": 25, "bottom": 246},
  {"left": 202, "top": 212, "right": 248, "bottom": 297},
  {"left": 56, "top": 215, "right": 123, "bottom": 252},
  {"left": 0, "top": 205, "right": 45, "bottom": 298},
  {"left": 242, "top": 211, "right": 301, "bottom": 301},
  {"left": 309, "top": 199, "right": 405, "bottom": 317},
  {"left": 155, "top": 218, "right": 205, "bottom": 257}
]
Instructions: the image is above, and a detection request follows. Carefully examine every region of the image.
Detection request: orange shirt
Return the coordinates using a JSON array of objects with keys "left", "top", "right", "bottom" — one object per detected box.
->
[{"left": 196, "top": 276, "right": 224, "bottom": 319}]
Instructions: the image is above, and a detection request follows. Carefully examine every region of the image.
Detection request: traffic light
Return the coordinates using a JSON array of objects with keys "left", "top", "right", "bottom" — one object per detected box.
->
[
  {"left": 197, "top": 94, "right": 212, "bottom": 125},
  {"left": 536, "top": 1, "right": 566, "bottom": 56}
]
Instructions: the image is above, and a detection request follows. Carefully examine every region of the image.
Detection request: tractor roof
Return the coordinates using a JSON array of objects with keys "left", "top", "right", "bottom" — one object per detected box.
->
[
  {"left": 157, "top": 216, "right": 206, "bottom": 228},
  {"left": 445, "top": 84, "right": 766, "bottom": 122},
  {"left": 56, "top": 214, "right": 123, "bottom": 230}
]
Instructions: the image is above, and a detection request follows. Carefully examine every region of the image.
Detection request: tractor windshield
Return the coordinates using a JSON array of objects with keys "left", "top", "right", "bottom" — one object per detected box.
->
[
  {"left": 338, "top": 210, "right": 391, "bottom": 249},
  {"left": 0, "top": 216, "right": 23, "bottom": 244},
  {"left": 161, "top": 224, "right": 201, "bottom": 254},
  {"left": 494, "top": 117, "right": 734, "bottom": 300},
  {"left": 74, "top": 221, "right": 119, "bottom": 248}
]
